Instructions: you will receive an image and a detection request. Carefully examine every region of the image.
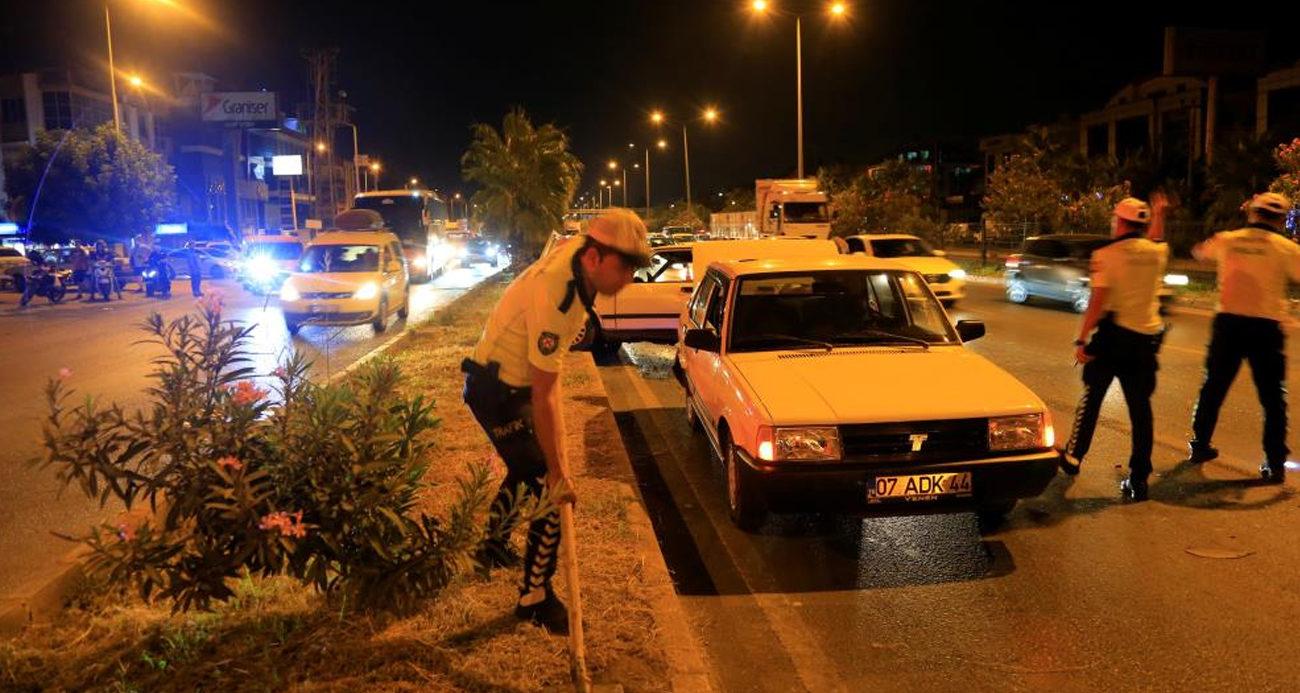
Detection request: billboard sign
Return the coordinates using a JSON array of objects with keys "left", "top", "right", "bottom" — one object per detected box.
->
[
  {"left": 156, "top": 223, "right": 188, "bottom": 236},
  {"left": 201, "top": 92, "right": 277, "bottom": 124},
  {"left": 272, "top": 155, "right": 303, "bottom": 176}
]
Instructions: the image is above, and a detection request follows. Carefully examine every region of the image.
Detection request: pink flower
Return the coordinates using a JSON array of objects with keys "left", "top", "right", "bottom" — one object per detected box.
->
[
  {"left": 196, "top": 289, "right": 227, "bottom": 315},
  {"left": 259, "top": 510, "right": 307, "bottom": 538},
  {"left": 230, "top": 380, "right": 269, "bottom": 406},
  {"left": 273, "top": 367, "right": 287, "bottom": 379},
  {"left": 117, "top": 523, "right": 136, "bottom": 542},
  {"left": 58, "top": 368, "right": 72, "bottom": 379},
  {"left": 216, "top": 456, "right": 243, "bottom": 472}
]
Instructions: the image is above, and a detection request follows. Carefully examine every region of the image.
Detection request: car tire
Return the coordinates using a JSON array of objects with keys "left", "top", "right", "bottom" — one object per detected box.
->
[
  {"left": 1071, "top": 290, "right": 1090, "bottom": 314},
  {"left": 397, "top": 299, "right": 409, "bottom": 319},
  {"left": 976, "top": 500, "right": 1017, "bottom": 532},
  {"left": 49, "top": 284, "right": 66, "bottom": 303},
  {"left": 724, "top": 435, "right": 766, "bottom": 532},
  {"left": 372, "top": 297, "right": 389, "bottom": 334},
  {"left": 593, "top": 338, "right": 622, "bottom": 358},
  {"left": 285, "top": 320, "right": 301, "bottom": 336},
  {"left": 1006, "top": 280, "right": 1029, "bottom": 304}
]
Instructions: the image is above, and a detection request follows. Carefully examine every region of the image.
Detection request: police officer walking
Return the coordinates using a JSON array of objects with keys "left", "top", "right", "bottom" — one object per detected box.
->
[
  {"left": 1060, "top": 194, "right": 1170, "bottom": 501},
  {"left": 1186, "top": 192, "right": 1300, "bottom": 483},
  {"left": 463, "top": 209, "right": 650, "bottom": 634}
]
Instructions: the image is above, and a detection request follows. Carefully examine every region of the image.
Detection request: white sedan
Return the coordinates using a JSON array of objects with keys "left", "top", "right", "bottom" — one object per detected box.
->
[{"left": 843, "top": 234, "right": 967, "bottom": 306}]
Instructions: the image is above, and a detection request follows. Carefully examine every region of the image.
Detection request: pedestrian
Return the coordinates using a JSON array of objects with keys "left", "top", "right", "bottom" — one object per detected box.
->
[
  {"left": 70, "top": 245, "right": 89, "bottom": 299},
  {"left": 1059, "top": 193, "right": 1171, "bottom": 501},
  {"left": 129, "top": 235, "right": 152, "bottom": 292},
  {"left": 1186, "top": 192, "right": 1300, "bottom": 484},
  {"left": 185, "top": 242, "right": 203, "bottom": 297},
  {"left": 462, "top": 209, "right": 650, "bottom": 634}
]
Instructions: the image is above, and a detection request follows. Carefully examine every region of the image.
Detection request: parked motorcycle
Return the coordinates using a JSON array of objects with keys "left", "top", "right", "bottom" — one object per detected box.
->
[
  {"left": 90, "top": 259, "right": 121, "bottom": 302},
  {"left": 143, "top": 254, "right": 173, "bottom": 298},
  {"left": 19, "top": 264, "right": 68, "bottom": 306}
]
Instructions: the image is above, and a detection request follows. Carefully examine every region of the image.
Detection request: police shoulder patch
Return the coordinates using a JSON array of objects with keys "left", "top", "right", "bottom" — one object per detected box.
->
[{"left": 538, "top": 332, "right": 560, "bottom": 355}]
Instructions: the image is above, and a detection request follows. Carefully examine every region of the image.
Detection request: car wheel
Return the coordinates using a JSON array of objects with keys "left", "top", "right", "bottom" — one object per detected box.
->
[
  {"left": 976, "top": 500, "right": 1017, "bottom": 532},
  {"left": 724, "top": 436, "right": 766, "bottom": 531},
  {"left": 50, "top": 284, "right": 67, "bottom": 304},
  {"left": 684, "top": 388, "right": 703, "bottom": 433},
  {"left": 1071, "top": 290, "right": 1090, "bottom": 314},
  {"left": 286, "top": 319, "right": 301, "bottom": 336},
  {"left": 371, "top": 297, "right": 389, "bottom": 334},
  {"left": 397, "top": 299, "right": 409, "bottom": 319},
  {"left": 593, "top": 338, "right": 622, "bottom": 358},
  {"left": 1006, "top": 280, "right": 1029, "bottom": 304}
]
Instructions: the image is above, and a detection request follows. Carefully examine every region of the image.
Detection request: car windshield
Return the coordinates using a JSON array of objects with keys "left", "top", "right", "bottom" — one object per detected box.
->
[
  {"left": 0, "top": 248, "right": 21, "bottom": 258},
  {"left": 871, "top": 237, "right": 937, "bottom": 257},
  {"left": 783, "top": 202, "right": 829, "bottom": 224},
  {"left": 635, "top": 250, "right": 693, "bottom": 283},
  {"left": 728, "top": 270, "right": 957, "bottom": 352},
  {"left": 298, "top": 245, "right": 381, "bottom": 273},
  {"left": 246, "top": 242, "right": 301, "bottom": 260}
]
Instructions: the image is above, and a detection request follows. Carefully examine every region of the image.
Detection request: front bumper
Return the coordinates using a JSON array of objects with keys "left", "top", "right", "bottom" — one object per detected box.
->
[
  {"left": 282, "top": 296, "right": 379, "bottom": 326},
  {"left": 735, "top": 445, "right": 1059, "bottom": 516}
]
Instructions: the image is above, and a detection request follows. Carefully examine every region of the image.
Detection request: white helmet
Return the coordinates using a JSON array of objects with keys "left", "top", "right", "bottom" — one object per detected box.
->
[
  {"left": 1249, "top": 192, "right": 1292, "bottom": 217},
  {"left": 1113, "top": 198, "right": 1151, "bottom": 224}
]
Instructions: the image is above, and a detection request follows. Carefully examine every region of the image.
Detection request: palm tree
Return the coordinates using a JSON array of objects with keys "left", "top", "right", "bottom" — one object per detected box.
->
[{"left": 461, "top": 109, "right": 583, "bottom": 260}]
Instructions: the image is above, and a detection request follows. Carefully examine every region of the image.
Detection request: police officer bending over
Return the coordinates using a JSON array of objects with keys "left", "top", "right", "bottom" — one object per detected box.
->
[
  {"left": 1187, "top": 192, "right": 1300, "bottom": 484},
  {"left": 462, "top": 209, "right": 650, "bottom": 634},
  {"left": 1060, "top": 194, "right": 1170, "bottom": 501}
]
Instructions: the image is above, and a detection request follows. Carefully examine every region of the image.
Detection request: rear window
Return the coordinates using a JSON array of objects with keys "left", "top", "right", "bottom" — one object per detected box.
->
[{"left": 871, "top": 238, "right": 936, "bottom": 258}]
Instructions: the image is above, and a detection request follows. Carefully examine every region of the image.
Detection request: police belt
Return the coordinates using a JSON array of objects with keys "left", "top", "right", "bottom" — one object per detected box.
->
[
  {"left": 1086, "top": 314, "right": 1166, "bottom": 356},
  {"left": 461, "top": 358, "right": 531, "bottom": 407}
]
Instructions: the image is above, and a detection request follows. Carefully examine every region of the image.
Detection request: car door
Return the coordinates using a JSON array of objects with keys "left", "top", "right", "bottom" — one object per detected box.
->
[
  {"left": 1018, "top": 239, "right": 1061, "bottom": 296},
  {"left": 613, "top": 249, "right": 695, "bottom": 340},
  {"left": 693, "top": 275, "right": 731, "bottom": 430},
  {"left": 681, "top": 273, "right": 722, "bottom": 412}
]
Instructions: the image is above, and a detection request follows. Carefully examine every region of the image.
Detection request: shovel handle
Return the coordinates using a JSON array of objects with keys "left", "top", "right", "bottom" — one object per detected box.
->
[{"left": 560, "top": 502, "right": 591, "bottom": 693}]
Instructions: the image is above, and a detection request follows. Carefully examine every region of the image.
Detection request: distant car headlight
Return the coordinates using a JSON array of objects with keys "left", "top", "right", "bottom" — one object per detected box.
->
[
  {"left": 988, "top": 414, "right": 1048, "bottom": 452},
  {"left": 486, "top": 244, "right": 498, "bottom": 255},
  {"left": 353, "top": 282, "right": 379, "bottom": 300},
  {"left": 1164, "top": 273, "right": 1189, "bottom": 286},
  {"left": 757, "top": 426, "right": 842, "bottom": 462},
  {"left": 246, "top": 256, "right": 278, "bottom": 283},
  {"left": 411, "top": 255, "right": 428, "bottom": 269},
  {"left": 458, "top": 247, "right": 469, "bottom": 258},
  {"left": 948, "top": 268, "right": 967, "bottom": 280},
  {"left": 279, "top": 283, "right": 301, "bottom": 302}
]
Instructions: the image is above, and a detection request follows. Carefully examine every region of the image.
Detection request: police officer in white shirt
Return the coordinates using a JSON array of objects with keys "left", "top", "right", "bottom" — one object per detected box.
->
[
  {"left": 1187, "top": 192, "right": 1300, "bottom": 484},
  {"left": 462, "top": 209, "right": 650, "bottom": 634},
  {"left": 1060, "top": 194, "right": 1170, "bottom": 501}
]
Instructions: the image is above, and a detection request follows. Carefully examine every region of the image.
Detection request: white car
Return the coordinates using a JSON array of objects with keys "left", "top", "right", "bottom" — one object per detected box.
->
[
  {"left": 279, "top": 231, "right": 410, "bottom": 335},
  {"left": 162, "top": 248, "right": 241, "bottom": 279},
  {"left": 843, "top": 234, "right": 967, "bottom": 306},
  {"left": 0, "top": 247, "right": 32, "bottom": 290},
  {"left": 676, "top": 254, "right": 1059, "bottom": 530},
  {"left": 240, "top": 236, "right": 304, "bottom": 292}
]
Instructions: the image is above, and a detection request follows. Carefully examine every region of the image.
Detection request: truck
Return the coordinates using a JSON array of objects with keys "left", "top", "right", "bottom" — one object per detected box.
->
[
  {"left": 754, "top": 178, "right": 831, "bottom": 238},
  {"left": 709, "top": 211, "right": 758, "bottom": 239}
]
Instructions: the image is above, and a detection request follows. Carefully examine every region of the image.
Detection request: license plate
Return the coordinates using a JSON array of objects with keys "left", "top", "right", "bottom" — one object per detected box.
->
[
  {"left": 309, "top": 303, "right": 334, "bottom": 314},
  {"left": 867, "top": 472, "right": 973, "bottom": 503}
]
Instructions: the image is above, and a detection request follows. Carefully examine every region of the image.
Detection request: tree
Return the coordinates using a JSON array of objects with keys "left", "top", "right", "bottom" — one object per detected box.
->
[
  {"left": 1269, "top": 137, "right": 1300, "bottom": 209},
  {"left": 4, "top": 124, "right": 175, "bottom": 244},
  {"left": 461, "top": 109, "right": 583, "bottom": 259},
  {"left": 1204, "top": 135, "right": 1276, "bottom": 230}
]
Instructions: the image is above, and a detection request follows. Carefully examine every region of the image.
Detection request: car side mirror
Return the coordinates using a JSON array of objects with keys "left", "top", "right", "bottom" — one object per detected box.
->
[
  {"left": 684, "top": 328, "right": 721, "bottom": 353},
  {"left": 633, "top": 276, "right": 646, "bottom": 283},
  {"left": 956, "top": 320, "right": 985, "bottom": 342},
  {"left": 933, "top": 249, "right": 947, "bottom": 257}
]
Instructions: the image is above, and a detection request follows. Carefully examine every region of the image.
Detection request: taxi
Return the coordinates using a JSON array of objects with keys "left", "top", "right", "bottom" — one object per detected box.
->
[
  {"left": 842, "top": 233, "right": 967, "bottom": 306},
  {"left": 279, "top": 230, "right": 410, "bottom": 335},
  {"left": 676, "top": 254, "right": 1059, "bottom": 530}
]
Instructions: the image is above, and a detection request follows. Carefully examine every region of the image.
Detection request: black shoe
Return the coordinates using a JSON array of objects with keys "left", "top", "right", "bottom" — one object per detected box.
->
[
  {"left": 1187, "top": 445, "right": 1219, "bottom": 464},
  {"left": 472, "top": 542, "right": 520, "bottom": 572},
  {"left": 1260, "top": 461, "right": 1286, "bottom": 484},
  {"left": 1120, "top": 476, "right": 1149, "bottom": 502},
  {"left": 514, "top": 591, "right": 569, "bottom": 635},
  {"left": 1057, "top": 449, "right": 1082, "bottom": 476}
]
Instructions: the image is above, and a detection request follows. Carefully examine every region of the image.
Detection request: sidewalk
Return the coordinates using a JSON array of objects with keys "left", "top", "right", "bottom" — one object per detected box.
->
[{"left": 1, "top": 272, "right": 710, "bottom": 693}]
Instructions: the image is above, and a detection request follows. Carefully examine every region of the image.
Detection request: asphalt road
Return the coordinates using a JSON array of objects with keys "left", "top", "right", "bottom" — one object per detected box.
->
[
  {"left": 598, "top": 281, "right": 1300, "bottom": 693},
  {"left": 0, "top": 263, "right": 497, "bottom": 596}
]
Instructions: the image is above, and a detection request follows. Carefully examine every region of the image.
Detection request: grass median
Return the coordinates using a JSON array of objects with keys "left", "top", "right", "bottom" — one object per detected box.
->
[{"left": 0, "top": 272, "right": 667, "bottom": 692}]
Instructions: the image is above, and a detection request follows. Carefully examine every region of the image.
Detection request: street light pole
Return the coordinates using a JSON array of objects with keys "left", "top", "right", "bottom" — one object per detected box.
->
[
  {"left": 348, "top": 123, "right": 361, "bottom": 198},
  {"left": 104, "top": 5, "right": 121, "bottom": 133},
  {"left": 796, "top": 15, "right": 804, "bottom": 179},
  {"left": 644, "top": 147, "right": 651, "bottom": 217},
  {"left": 681, "top": 124, "right": 692, "bottom": 211},
  {"left": 622, "top": 167, "right": 628, "bottom": 207}
]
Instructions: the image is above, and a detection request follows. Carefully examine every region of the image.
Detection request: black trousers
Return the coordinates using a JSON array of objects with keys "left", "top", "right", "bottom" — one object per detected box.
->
[
  {"left": 1191, "top": 314, "right": 1288, "bottom": 466},
  {"left": 462, "top": 361, "right": 561, "bottom": 597},
  {"left": 1065, "top": 322, "right": 1161, "bottom": 476}
]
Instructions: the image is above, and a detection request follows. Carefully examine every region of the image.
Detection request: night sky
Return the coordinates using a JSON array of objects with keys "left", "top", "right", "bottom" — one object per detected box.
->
[{"left": 4, "top": 1, "right": 1291, "bottom": 205}]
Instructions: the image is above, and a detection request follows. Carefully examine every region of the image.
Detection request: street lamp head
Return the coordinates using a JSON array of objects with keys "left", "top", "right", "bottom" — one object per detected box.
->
[
  {"left": 651, "top": 110, "right": 665, "bottom": 125},
  {"left": 829, "top": 1, "right": 847, "bottom": 17},
  {"left": 608, "top": 160, "right": 617, "bottom": 170},
  {"left": 614, "top": 180, "right": 621, "bottom": 187},
  {"left": 704, "top": 107, "right": 719, "bottom": 123},
  {"left": 128, "top": 74, "right": 143, "bottom": 87},
  {"left": 751, "top": 0, "right": 768, "bottom": 12},
  {"left": 315, "top": 142, "right": 327, "bottom": 152},
  {"left": 657, "top": 139, "right": 667, "bottom": 149},
  {"left": 600, "top": 179, "right": 608, "bottom": 186},
  {"left": 409, "top": 177, "right": 418, "bottom": 186},
  {"left": 454, "top": 192, "right": 461, "bottom": 199},
  {"left": 628, "top": 143, "right": 635, "bottom": 149},
  {"left": 370, "top": 163, "right": 380, "bottom": 172}
]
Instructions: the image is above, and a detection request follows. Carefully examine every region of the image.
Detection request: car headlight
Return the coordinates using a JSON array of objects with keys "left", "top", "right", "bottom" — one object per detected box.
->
[
  {"left": 1163, "top": 273, "right": 1189, "bottom": 286},
  {"left": 353, "top": 282, "right": 379, "bottom": 300},
  {"left": 411, "top": 255, "right": 428, "bottom": 269},
  {"left": 757, "top": 426, "right": 842, "bottom": 462},
  {"left": 458, "top": 247, "right": 468, "bottom": 258},
  {"left": 988, "top": 413, "right": 1050, "bottom": 452},
  {"left": 246, "top": 256, "right": 278, "bottom": 283},
  {"left": 948, "top": 268, "right": 967, "bottom": 280},
  {"left": 279, "top": 283, "right": 301, "bottom": 302}
]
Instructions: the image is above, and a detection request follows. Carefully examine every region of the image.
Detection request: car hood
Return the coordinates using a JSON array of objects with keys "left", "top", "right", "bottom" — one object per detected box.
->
[
  {"left": 881, "top": 256, "right": 961, "bottom": 276},
  {"left": 286, "top": 272, "right": 383, "bottom": 293},
  {"left": 728, "top": 347, "right": 1045, "bottom": 425}
]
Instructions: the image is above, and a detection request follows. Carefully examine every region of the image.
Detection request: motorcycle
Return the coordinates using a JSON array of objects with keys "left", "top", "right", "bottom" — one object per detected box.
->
[
  {"left": 19, "top": 264, "right": 68, "bottom": 306},
  {"left": 143, "top": 257, "right": 173, "bottom": 298},
  {"left": 89, "top": 259, "right": 121, "bottom": 302}
]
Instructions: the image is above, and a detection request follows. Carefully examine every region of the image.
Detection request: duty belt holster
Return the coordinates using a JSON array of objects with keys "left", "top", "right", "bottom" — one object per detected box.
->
[{"left": 461, "top": 358, "right": 504, "bottom": 413}]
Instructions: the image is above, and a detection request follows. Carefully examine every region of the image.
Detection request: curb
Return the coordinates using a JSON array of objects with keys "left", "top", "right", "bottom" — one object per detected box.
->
[
  {"left": 0, "top": 272, "right": 501, "bottom": 637},
  {"left": 568, "top": 353, "right": 716, "bottom": 693}
]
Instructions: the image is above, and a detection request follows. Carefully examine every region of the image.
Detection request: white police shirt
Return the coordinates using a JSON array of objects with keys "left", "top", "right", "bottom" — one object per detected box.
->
[
  {"left": 1090, "top": 235, "right": 1168, "bottom": 336},
  {"left": 1198, "top": 224, "right": 1300, "bottom": 323}
]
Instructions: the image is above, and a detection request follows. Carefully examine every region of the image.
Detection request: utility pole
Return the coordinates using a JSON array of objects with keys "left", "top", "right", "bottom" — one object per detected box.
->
[{"left": 303, "top": 48, "right": 339, "bottom": 222}]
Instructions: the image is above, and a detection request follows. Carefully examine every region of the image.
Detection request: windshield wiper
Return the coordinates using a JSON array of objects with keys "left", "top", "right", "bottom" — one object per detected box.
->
[
  {"left": 734, "top": 333, "right": 835, "bottom": 351},
  {"left": 835, "top": 329, "right": 932, "bottom": 349}
]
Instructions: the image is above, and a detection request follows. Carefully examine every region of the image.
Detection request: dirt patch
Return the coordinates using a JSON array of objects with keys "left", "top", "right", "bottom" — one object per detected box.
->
[{"left": 0, "top": 272, "right": 668, "bottom": 692}]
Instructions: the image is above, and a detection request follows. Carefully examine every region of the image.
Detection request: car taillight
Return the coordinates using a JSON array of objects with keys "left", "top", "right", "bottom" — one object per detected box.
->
[{"left": 1004, "top": 253, "right": 1022, "bottom": 270}]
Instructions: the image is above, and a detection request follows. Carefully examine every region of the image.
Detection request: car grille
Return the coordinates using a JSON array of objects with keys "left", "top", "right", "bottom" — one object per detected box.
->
[
  {"left": 839, "top": 418, "right": 988, "bottom": 464},
  {"left": 923, "top": 273, "right": 952, "bottom": 284},
  {"left": 299, "top": 291, "right": 355, "bottom": 299}
]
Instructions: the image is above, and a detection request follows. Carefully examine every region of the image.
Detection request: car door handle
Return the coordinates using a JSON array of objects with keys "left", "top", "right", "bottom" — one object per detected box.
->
[{"left": 679, "top": 286, "right": 692, "bottom": 293}]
